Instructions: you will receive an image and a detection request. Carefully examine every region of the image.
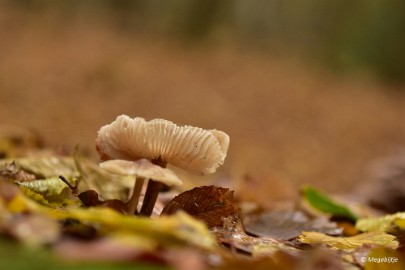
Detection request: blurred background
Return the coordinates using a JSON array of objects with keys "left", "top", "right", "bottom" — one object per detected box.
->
[{"left": 1, "top": 0, "right": 405, "bottom": 196}]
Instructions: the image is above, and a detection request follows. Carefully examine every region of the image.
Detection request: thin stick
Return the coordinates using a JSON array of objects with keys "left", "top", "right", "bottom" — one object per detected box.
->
[
  {"left": 127, "top": 177, "right": 145, "bottom": 215},
  {"left": 59, "top": 175, "right": 79, "bottom": 195}
]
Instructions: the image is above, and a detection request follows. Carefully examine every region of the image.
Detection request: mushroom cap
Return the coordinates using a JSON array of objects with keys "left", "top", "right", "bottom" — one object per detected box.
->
[
  {"left": 100, "top": 159, "right": 182, "bottom": 186},
  {"left": 96, "top": 115, "right": 230, "bottom": 175}
]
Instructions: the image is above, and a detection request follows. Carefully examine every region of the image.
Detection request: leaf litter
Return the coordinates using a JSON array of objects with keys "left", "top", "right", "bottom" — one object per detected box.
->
[
  {"left": 0, "top": 128, "right": 404, "bottom": 270},
  {"left": 161, "top": 186, "right": 236, "bottom": 229}
]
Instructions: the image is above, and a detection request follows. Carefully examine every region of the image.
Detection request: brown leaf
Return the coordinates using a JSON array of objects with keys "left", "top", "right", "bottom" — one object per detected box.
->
[
  {"left": 243, "top": 210, "right": 342, "bottom": 241},
  {"left": 213, "top": 214, "right": 300, "bottom": 256},
  {"left": 0, "top": 161, "right": 36, "bottom": 182},
  {"left": 161, "top": 186, "right": 236, "bottom": 228}
]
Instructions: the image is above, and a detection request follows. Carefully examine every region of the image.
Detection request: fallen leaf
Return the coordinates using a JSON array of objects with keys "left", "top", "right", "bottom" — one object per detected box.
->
[
  {"left": 0, "top": 161, "right": 35, "bottom": 182},
  {"left": 161, "top": 186, "right": 236, "bottom": 228},
  {"left": 6, "top": 193, "right": 216, "bottom": 250},
  {"left": 298, "top": 231, "right": 398, "bottom": 251},
  {"left": 16, "top": 157, "right": 79, "bottom": 179},
  {"left": 356, "top": 212, "right": 405, "bottom": 232},
  {"left": 15, "top": 176, "right": 79, "bottom": 207},
  {"left": 213, "top": 214, "right": 298, "bottom": 256},
  {"left": 17, "top": 177, "right": 75, "bottom": 198},
  {"left": 243, "top": 210, "right": 342, "bottom": 241},
  {"left": 18, "top": 186, "right": 70, "bottom": 207},
  {"left": 301, "top": 185, "right": 358, "bottom": 222},
  {"left": 394, "top": 218, "right": 405, "bottom": 229},
  {"left": 4, "top": 155, "right": 133, "bottom": 202}
]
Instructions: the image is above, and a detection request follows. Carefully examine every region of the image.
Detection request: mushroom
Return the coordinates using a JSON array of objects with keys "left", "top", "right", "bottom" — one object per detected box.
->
[
  {"left": 96, "top": 115, "right": 230, "bottom": 216},
  {"left": 100, "top": 159, "right": 182, "bottom": 214}
]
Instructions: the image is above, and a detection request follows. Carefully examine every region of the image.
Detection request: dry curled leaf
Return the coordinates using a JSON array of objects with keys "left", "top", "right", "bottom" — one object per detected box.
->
[{"left": 161, "top": 186, "right": 236, "bottom": 228}]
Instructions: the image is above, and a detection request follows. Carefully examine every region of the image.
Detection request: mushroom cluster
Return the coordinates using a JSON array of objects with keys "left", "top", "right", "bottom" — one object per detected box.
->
[{"left": 96, "top": 115, "right": 230, "bottom": 216}]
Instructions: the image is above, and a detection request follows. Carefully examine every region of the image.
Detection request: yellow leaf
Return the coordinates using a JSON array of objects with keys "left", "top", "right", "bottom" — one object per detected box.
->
[
  {"left": 19, "top": 186, "right": 76, "bottom": 208},
  {"left": 17, "top": 177, "right": 74, "bottom": 197},
  {"left": 298, "top": 231, "right": 398, "bottom": 251},
  {"left": 6, "top": 194, "right": 216, "bottom": 250},
  {"left": 356, "top": 212, "right": 405, "bottom": 232},
  {"left": 393, "top": 218, "right": 405, "bottom": 229}
]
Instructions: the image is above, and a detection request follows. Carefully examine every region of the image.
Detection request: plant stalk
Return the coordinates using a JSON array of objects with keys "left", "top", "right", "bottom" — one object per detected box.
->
[{"left": 128, "top": 177, "right": 145, "bottom": 215}]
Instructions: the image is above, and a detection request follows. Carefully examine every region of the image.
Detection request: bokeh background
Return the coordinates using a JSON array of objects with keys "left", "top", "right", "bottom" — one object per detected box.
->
[{"left": 1, "top": 0, "right": 405, "bottom": 196}]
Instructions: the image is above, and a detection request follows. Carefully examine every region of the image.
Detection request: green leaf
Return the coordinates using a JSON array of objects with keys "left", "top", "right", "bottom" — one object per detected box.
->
[
  {"left": 356, "top": 212, "right": 405, "bottom": 232},
  {"left": 301, "top": 185, "right": 358, "bottom": 221},
  {"left": 298, "top": 231, "right": 398, "bottom": 251}
]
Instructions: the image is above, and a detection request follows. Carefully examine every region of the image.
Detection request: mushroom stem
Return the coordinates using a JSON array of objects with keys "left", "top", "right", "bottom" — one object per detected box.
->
[
  {"left": 139, "top": 159, "right": 167, "bottom": 216},
  {"left": 139, "top": 180, "right": 165, "bottom": 216},
  {"left": 127, "top": 177, "right": 145, "bottom": 215}
]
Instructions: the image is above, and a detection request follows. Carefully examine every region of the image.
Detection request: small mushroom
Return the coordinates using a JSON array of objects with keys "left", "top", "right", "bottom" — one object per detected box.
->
[
  {"left": 96, "top": 115, "right": 230, "bottom": 216},
  {"left": 100, "top": 159, "right": 182, "bottom": 214}
]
